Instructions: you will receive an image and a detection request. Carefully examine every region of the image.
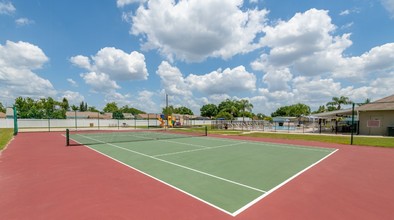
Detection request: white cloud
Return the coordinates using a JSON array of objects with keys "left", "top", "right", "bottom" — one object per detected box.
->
[
  {"left": 67, "top": 78, "right": 78, "bottom": 87},
  {"left": 80, "top": 72, "right": 120, "bottom": 92},
  {"left": 0, "top": 40, "right": 56, "bottom": 102},
  {"left": 131, "top": 0, "right": 268, "bottom": 62},
  {"left": 117, "top": 0, "right": 146, "bottom": 7},
  {"left": 156, "top": 61, "right": 191, "bottom": 97},
  {"left": 71, "top": 47, "right": 148, "bottom": 81},
  {"left": 61, "top": 91, "right": 85, "bottom": 105},
  {"left": 261, "top": 68, "right": 292, "bottom": 92},
  {"left": 339, "top": 10, "right": 350, "bottom": 16},
  {"left": 0, "top": 1, "right": 15, "bottom": 15},
  {"left": 93, "top": 47, "right": 148, "bottom": 81},
  {"left": 381, "top": 0, "right": 394, "bottom": 17},
  {"left": 70, "top": 55, "right": 91, "bottom": 70},
  {"left": 0, "top": 40, "right": 49, "bottom": 69},
  {"left": 156, "top": 61, "right": 256, "bottom": 97},
  {"left": 187, "top": 66, "right": 256, "bottom": 94},
  {"left": 71, "top": 47, "right": 148, "bottom": 93},
  {"left": 259, "top": 9, "right": 338, "bottom": 69},
  {"left": 15, "top": 18, "right": 34, "bottom": 26}
]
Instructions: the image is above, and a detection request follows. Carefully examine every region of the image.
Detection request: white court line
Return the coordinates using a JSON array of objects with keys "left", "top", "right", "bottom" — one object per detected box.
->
[
  {"left": 72, "top": 134, "right": 338, "bottom": 216},
  {"left": 77, "top": 134, "right": 266, "bottom": 194},
  {"left": 158, "top": 139, "right": 209, "bottom": 148},
  {"left": 204, "top": 136, "right": 335, "bottom": 152},
  {"left": 232, "top": 148, "right": 339, "bottom": 216},
  {"left": 72, "top": 138, "right": 235, "bottom": 216},
  {"left": 153, "top": 141, "right": 247, "bottom": 157}
]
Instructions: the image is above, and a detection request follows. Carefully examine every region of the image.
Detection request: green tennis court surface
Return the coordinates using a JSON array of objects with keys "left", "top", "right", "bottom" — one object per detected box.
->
[{"left": 69, "top": 131, "right": 337, "bottom": 216}]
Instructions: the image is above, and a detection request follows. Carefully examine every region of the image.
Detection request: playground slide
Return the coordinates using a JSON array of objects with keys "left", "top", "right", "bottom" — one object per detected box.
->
[{"left": 158, "top": 117, "right": 165, "bottom": 127}]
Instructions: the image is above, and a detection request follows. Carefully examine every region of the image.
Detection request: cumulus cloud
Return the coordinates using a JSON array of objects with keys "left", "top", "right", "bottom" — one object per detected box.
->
[
  {"left": 156, "top": 61, "right": 256, "bottom": 97},
  {"left": 80, "top": 72, "right": 120, "bottom": 92},
  {"left": 61, "top": 91, "right": 85, "bottom": 105},
  {"left": 187, "top": 66, "right": 256, "bottom": 94},
  {"left": 130, "top": 0, "right": 268, "bottom": 62},
  {"left": 0, "top": 1, "right": 15, "bottom": 15},
  {"left": 0, "top": 40, "right": 56, "bottom": 102},
  {"left": 67, "top": 78, "right": 78, "bottom": 87},
  {"left": 15, "top": 18, "right": 34, "bottom": 26},
  {"left": 71, "top": 47, "right": 148, "bottom": 92},
  {"left": 252, "top": 8, "right": 394, "bottom": 84},
  {"left": 156, "top": 61, "right": 191, "bottom": 97},
  {"left": 117, "top": 0, "right": 146, "bottom": 7},
  {"left": 381, "top": 0, "right": 394, "bottom": 17}
]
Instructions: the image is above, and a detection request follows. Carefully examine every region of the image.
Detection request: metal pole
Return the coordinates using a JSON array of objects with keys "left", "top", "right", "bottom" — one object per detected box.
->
[
  {"left": 74, "top": 110, "right": 77, "bottom": 130},
  {"left": 351, "top": 103, "right": 355, "bottom": 145},
  {"left": 97, "top": 112, "right": 100, "bottom": 130},
  {"left": 166, "top": 94, "right": 168, "bottom": 128}
]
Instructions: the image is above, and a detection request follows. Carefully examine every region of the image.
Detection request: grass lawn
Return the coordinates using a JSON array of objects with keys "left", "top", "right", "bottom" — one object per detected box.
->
[
  {"left": 0, "top": 128, "right": 14, "bottom": 151},
  {"left": 232, "top": 131, "right": 394, "bottom": 148},
  {"left": 174, "top": 127, "right": 394, "bottom": 148}
]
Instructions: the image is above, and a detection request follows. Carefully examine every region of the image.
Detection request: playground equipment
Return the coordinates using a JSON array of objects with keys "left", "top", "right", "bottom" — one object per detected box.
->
[{"left": 157, "top": 114, "right": 176, "bottom": 127}]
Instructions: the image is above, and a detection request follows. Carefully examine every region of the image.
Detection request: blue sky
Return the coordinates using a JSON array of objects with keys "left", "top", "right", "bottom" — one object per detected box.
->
[{"left": 1, "top": 0, "right": 394, "bottom": 115}]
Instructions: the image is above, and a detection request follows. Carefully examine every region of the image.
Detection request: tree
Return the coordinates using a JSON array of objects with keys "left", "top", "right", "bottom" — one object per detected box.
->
[
  {"left": 13, "top": 97, "right": 66, "bottom": 119},
  {"left": 256, "top": 113, "right": 266, "bottom": 120},
  {"left": 103, "top": 102, "right": 119, "bottom": 113},
  {"left": 162, "top": 105, "right": 175, "bottom": 116},
  {"left": 88, "top": 106, "right": 99, "bottom": 112},
  {"left": 215, "top": 111, "right": 233, "bottom": 120},
  {"left": 218, "top": 99, "right": 240, "bottom": 118},
  {"left": 239, "top": 99, "right": 253, "bottom": 121},
  {"left": 120, "top": 105, "right": 145, "bottom": 115},
  {"left": 79, "top": 101, "right": 88, "bottom": 112},
  {"left": 71, "top": 105, "right": 79, "bottom": 111},
  {"left": 60, "top": 98, "right": 69, "bottom": 111},
  {"left": 357, "top": 98, "right": 371, "bottom": 106},
  {"left": 271, "top": 103, "right": 311, "bottom": 117},
  {"left": 326, "top": 96, "right": 353, "bottom": 111},
  {"left": 174, "top": 106, "right": 194, "bottom": 115},
  {"left": 312, "top": 105, "right": 326, "bottom": 114},
  {"left": 200, "top": 104, "right": 218, "bottom": 118},
  {"left": 0, "top": 102, "right": 5, "bottom": 113}
]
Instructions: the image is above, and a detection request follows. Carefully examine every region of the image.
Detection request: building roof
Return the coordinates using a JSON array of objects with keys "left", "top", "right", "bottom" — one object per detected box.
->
[
  {"left": 66, "top": 111, "right": 112, "bottom": 119},
  {"left": 137, "top": 113, "right": 160, "bottom": 119},
  {"left": 357, "top": 94, "right": 394, "bottom": 111},
  {"left": 311, "top": 108, "right": 353, "bottom": 118}
]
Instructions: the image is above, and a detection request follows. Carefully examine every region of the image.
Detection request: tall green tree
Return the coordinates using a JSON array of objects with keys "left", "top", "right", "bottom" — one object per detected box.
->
[
  {"left": 0, "top": 102, "right": 5, "bottom": 113},
  {"left": 239, "top": 99, "right": 253, "bottom": 121},
  {"left": 271, "top": 103, "right": 311, "bottom": 117},
  {"left": 200, "top": 104, "right": 218, "bottom": 118},
  {"left": 103, "top": 102, "right": 119, "bottom": 113},
  {"left": 162, "top": 105, "right": 175, "bottom": 116},
  {"left": 357, "top": 98, "right": 371, "bottom": 106},
  {"left": 326, "top": 96, "right": 353, "bottom": 110},
  {"left": 174, "top": 106, "right": 194, "bottom": 115},
  {"left": 60, "top": 98, "right": 70, "bottom": 111},
  {"left": 218, "top": 99, "right": 240, "bottom": 118},
  {"left": 120, "top": 105, "right": 145, "bottom": 115},
  {"left": 79, "top": 101, "right": 88, "bottom": 112}
]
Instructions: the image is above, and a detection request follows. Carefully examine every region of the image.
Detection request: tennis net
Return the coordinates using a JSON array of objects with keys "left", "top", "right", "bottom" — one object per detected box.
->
[{"left": 66, "top": 126, "right": 208, "bottom": 146}]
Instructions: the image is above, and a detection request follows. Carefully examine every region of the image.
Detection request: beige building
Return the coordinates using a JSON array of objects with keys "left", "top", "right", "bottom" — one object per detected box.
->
[
  {"left": 311, "top": 94, "right": 394, "bottom": 136},
  {"left": 357, "top": 95, "right": 394, "bottom": 136}
]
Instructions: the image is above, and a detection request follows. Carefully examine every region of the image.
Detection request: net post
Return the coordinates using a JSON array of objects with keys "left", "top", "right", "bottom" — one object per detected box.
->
[
  {"left": 350, "top": 103, "right": 355, "bottom": 145},
  {"left": 66, "top": 129, "right": 70, "bottom": 146},
  {"left": 205, "top": 126, "right": 208, "bottom": 136}
]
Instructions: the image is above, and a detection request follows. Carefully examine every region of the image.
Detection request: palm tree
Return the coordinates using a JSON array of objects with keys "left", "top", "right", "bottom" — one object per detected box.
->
[
  {"left": 326, "top": 96, "right": 353, "bottom": 110},
  {"left": 239, "top": 99, "right": 253, "bottom": 122}
]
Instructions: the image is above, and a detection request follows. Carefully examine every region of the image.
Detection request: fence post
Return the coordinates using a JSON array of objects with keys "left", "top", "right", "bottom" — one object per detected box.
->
[{"left": 351, "top": 103, "right": 355, "bottom": 145}]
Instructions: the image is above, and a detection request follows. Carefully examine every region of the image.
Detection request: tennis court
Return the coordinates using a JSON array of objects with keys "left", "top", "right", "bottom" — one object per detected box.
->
[{"left": 67, "top": 128, "right": 337, "bottom": 216}]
